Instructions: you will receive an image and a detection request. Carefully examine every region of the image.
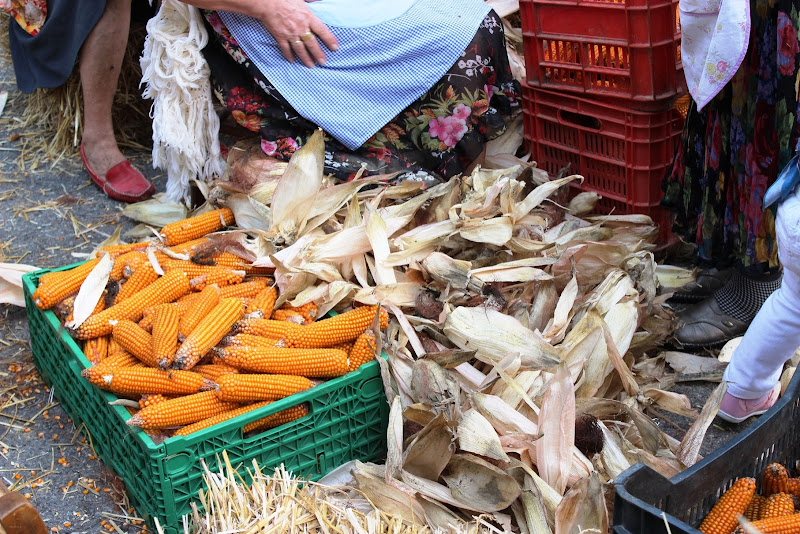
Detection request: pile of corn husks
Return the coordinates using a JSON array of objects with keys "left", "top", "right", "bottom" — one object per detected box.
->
[{"left": 116, "top": 128, "right": 731, "bottom": 534}]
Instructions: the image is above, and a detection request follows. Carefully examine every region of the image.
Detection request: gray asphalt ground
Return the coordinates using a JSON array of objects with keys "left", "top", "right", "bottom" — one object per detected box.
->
[{"left": 0, "top": 28, "right": 760, "bottom": 534}]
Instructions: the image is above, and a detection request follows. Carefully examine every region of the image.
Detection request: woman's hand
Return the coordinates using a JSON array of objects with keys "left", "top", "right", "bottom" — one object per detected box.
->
[{"left": 257, "top": 0, "right": 338, "bottom": 67}]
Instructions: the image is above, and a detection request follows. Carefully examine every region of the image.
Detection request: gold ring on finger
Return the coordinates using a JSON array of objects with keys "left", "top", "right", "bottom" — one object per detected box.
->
[{"left": 300, "top": 31, "right": 314, "bottom": 42}]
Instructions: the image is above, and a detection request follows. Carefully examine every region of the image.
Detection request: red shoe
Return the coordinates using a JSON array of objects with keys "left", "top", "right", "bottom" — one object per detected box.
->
[{"left": 80, "top": 143, "right": 155, "bottom": 203}]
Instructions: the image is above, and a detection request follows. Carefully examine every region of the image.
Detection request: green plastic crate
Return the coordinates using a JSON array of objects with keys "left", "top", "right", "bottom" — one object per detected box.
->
[{"left": 22, "top": 264, "right": 389, "bottom": 534}]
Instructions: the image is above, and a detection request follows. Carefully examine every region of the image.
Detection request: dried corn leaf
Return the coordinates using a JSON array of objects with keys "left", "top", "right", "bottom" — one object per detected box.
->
[
  {"left": 554, "top": 472, "right": 608, "bottom": 534},
  {"left": 458, "top": 408, "right": 510, "bottom": 462},
  {"left": 442, "top": 454, "right": 522, "bottom": 512},
  {"left": 403, "top": 414, "right": 453, "bottom": 480},
  {"left": 0, "top": 262, "right": 39, "bottom": 307},
  {"left": 224, "top": 193, "right": 271, "bottom": 231},
  {"left": 443, "top": 306, "right": 560, "bottom": 369},
  {"left": 67, "top": 253, "right": 113, "bottom": 328},
  {"left": 537, "top": 364, "right": 575, "bottom": 495},
  {"left": 677, "top": 381, "right": 727, "bottom": 467},
  {"left": 122, "top": 192, "right": 188, "bottom": 227},
  {"left": 353, "top": 469, "right": 427, "bottom": 525}
]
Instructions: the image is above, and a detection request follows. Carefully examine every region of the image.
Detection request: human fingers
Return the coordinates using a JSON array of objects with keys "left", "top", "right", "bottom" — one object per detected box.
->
[
  {"left": 308, "top": 19, "right": 339, "bottom": 52},
  {"left": 290, "top": 39, "right": 317, "bottom": 68},
  {"left": 278, "top": 40, "right": 296, "bottom": 63}
]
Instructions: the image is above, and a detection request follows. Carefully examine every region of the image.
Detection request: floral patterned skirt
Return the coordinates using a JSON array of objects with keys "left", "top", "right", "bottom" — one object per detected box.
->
[
  {"left": 201, "top": 10, "right": 520, "bottom": 185},
  {"left": 662, "top": 0, "right": 800, "bottom": 272}
]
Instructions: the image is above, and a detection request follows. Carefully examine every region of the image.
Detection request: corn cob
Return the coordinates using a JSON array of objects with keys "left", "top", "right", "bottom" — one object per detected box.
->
[
  {"left": 219, "top": 346, "right": 348, "bottom": 378},
  {"left": 75, "top": 271, "right": 191, "bottom": 339},
  {"left": 243, "top": 403, "right": 308, "bottom": 434},
  {"left": 787, "top": 478, "right": 800, "bottom": 497},
  {"left": 732, "top": 511, "right": 800, "bottom": 533},
  {"left": 193, "top": 364, "right": 239, "bottom": 381},
  {"left": 172, "top": 297, "right": 245, "bottom": 370},
  {"left": 140, "top": 297, "right": 199, "bottom": 332},
  {"left": 762, "top": 492, "right": 795, "bottom": 519},
  {"left": 111, "top": 320, "right": 159, "bottom": 367},
  {"left": 139, "top": 393, "right": 171, "bottom": 410},
  {"left": 279, "top": 301, "right": 318, "bottom": 323},
  {"left": 348, "top": 331, "right": 377, "bottom": 372},
  {"left": 219, "top": 278, "right": 270, "bottom": 299},
  {"left": 160, "top": 208, "right": 235, "bottom": 246},
  {"left": 744, "top": 494, "right": 768, "bottom": 522},
  {"left": 233, "top": 318, "right": 303, "bottom": 339},
  {"left": 189, "top": 268, "right": 246, "bottom": 290},
  {"left": 33, "top": 258, "right": 102, "bottom": 309},
  {"left": 765, "top": 463, "right": 791, "bottom": 496},
  {"left": 81, "top": 351, "right": 140, "bottom": 386},
  {"left": 284, "top": 306, "right": 388, "bottom": 348},
  {"left": 83, "top": 336, "right": 109, "bottom": 366},
  {"left": 245, "top": 286, "right": 278, "bottom": 318},
  {"left": 222, "top": 333, "right": 281, "bottom": 349},
  {"left": 98, "top": 367, "right": 213, "bottom": 396},
  {"left": 178, "top": 284, "right": 221, "bottom": 340},
  {"left": 152, "top": 303, "right": 180, "bottom": 369},
  {"left": 173, "top": 401, "right": 272, "bottom": 437},
  {"left": 127, "top": 390, "right": 239, "bottom": 428},
  {"left": 215, "top": 374, "right": 313, "bottom": 402},
  {"left": 65, "top": 288, "right": 108, "bottom": 325},
  {"left": 698, "top": 478, "right": 757, "bottom": 534},
  {"left": 114, "top": 261, "right": 159, "bottom": 304},
  {"left": 107, "top": 337, "right": 122, "bottom": 356},
  {"left": 109, "top": 251, "right": 148, "bottom": 281},
  {"left": 270, "top": 309, "right": 306, "bottom": 324},
  {"left": 330, "top": 340, "right": 355, "bottom": 353},
  {"left": 168, "top": 237, "right": 210, "bottom": 255},
  {"left": 53, "top": 294, "right": 77, "bottom": 322}
]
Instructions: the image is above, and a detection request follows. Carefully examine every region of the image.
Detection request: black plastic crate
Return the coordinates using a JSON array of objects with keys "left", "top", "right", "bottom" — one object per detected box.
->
[{"left": 613, "top": 371, "right": 800, "bottom": 533}]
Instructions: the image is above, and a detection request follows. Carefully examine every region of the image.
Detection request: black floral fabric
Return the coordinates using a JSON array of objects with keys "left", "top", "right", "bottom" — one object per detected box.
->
[{"left": 201, "top": 10, "right": 520, "bottom": 186}]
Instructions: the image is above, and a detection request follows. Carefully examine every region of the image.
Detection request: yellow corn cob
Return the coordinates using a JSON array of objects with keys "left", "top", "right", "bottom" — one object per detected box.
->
[
  {"left": 139, "top": 393, "right": 171, "bottom": 410},
  {"left": 762, "top": 492, "right": 795, "bottom": 519},
  {"left": 348, "top": 331, "right": 377, "bottom": 372},
  {"left": 279, "top": 301, "right": 318, "bottom": 323},
  {"left": 140, "top": 297, "right": 199, "bottom": 332},
  {"left": 168, "top": 237, "right": 210, "bottom": 255},
  {"left": 765, "top": 463, "right": 791, "bottom": 496},
  {"left": 219, "top": 346, "right": 348, "bottom": 378},
  {"left": 189, "top": 268, "right": 246, "bottom": 290},
  {"left": 160, "top": 208, "right": 235, "bottom": 246},
  {"left": 114, "top": 261, "right": 159, "bottom": 304},
  {"left": 53, "top": 294, "right": 77, "bottom": 322},
  {"left": 109, "top": 251, "right": 149, "bottom": 281},
  {"left": 219, "top": 278, "right": 270, "bottom": 299},
  {"left": 97, "top": 241, "right": 152, "bottom": 258},
  {"left": 172, "top": 297, "right": 245, "bottom": 370},
  {"left": 98, "top": 367, "right": 213, "bottom": 396},
  {"left": 787, "top": 478, "right": 800, "bottom": 497},
  {"left": 745, "top": 494, "right": 768, "bottom": 522},
  {"left": 67, "top": 291, "right": 107, "bottom": 324},
  {"left": 111, "top": 320, "right": 159, "bottom": 368},
  {"left": 698, "top": 477, "right": 757, "bottom": 534},
  {"left": 83, "top": 336, "right": 109, "bottom": 366},
  {"left": 284, "top": 306, "right": 388, "bottom": 348},
  {"left": 732, "top": 512, "right": 800, "bottom": 533},
  {"left": 243, "top": 403, "right": 308, "bottom": 434},
  {"left": 330, "top": 340, "right": 355, "bottom": 353},
  {"left": 193, "top": 364, "right": 239, "bottom": 381},
  {"left": 126, "top": 390, "right": 239, "bottom": 429},
  {"left": 33, "top": 258, "right": 102, "bottom": 309},
  {"left": 152, "top": 303, "right": 180, "bottom": 369},
  {"left": 222, "top": 333, "right": 281, "bottom": 349},
  {"left": 81, "top": 351, "right": 140, "bottom": 386},
  {"left": 173, "top": 401, "right": 272, "bottom": 437},
  {"left": 75, "top": 271, "right": 191, "bottom": 339},
  {"left": 107, "top": 337, "right": 122, "bottom": 356},
  {"left": 178, "top": 284, "right": 221, "bottom": 340},
  {"left": 270, "top": 309, "right": 307, "bottom": 324},
  {"left": 245, "top": 286, "right": 278, "bottom": 318},
  {"left": 233, "top": 318, "right": 303, "bottom": 339},
  {"left": 215, "top": 374, "right": 313, "bottom": 402},
  {"left": 190, "top": 251, "right": 247, "bottom": 269}
]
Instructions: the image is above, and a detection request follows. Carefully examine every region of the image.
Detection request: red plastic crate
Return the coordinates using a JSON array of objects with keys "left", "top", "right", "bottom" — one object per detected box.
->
[
  {"left": 522, "top": 83, "right": 681, "bottom": 236},
  {"left": 520, "top": 0, "right": 684, "bottom": 104}
]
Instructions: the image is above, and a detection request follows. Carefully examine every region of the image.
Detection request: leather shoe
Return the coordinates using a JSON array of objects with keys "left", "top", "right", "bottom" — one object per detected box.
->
[
  {"left": 672, "top": 295, "right": 749, "bottom": 349},
  {"left": 670, "top": 267, "right": 733, "bottom": 303},
  {"left": 80, "top": 143, "right": 155, "bottom": 203}
]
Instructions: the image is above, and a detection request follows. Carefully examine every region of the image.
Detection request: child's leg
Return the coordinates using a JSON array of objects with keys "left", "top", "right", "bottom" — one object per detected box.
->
[{"left": 723, "top": 188, "right": 800, "bottom": 399}]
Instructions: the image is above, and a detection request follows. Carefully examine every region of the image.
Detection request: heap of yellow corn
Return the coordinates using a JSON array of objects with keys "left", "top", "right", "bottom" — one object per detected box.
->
[
  {"left": 32, "top": 208, "right": 387, "bottom": 437},
  {"left": 698, "top": 462, "right": 800, "bottom": 534}
]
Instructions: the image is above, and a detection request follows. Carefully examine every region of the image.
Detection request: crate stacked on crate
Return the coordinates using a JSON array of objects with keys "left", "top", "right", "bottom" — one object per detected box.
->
[{"left": 519, "top": 0, "right": 685, "bottom": 238}]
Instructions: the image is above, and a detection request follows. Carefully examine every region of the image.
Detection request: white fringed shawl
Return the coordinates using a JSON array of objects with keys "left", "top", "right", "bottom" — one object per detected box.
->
[{"left": 140, "top": 0, "right": 224, "bottom": 206}]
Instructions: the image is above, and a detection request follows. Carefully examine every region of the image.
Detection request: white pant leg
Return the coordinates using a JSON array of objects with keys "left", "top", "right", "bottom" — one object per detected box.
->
[{"left": 723, "top": 186, "right": 800, "bottom": 399}]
